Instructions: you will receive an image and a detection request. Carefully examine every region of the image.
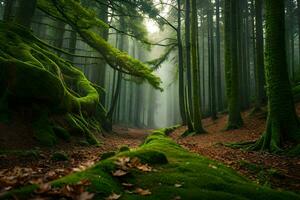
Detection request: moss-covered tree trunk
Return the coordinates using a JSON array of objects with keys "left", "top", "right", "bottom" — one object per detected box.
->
[
  {"left": 251, "top": 0, "right": 300, "bottom": 152},
  {"left": 224, "top": 0, "right": 243, "bottom": 130},
  {"left": 191, "top": 0, "right": 205, "bottom": 134}
]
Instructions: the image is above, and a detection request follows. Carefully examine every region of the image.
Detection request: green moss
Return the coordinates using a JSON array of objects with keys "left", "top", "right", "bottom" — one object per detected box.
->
[
  {"left": 2, "top": 128, "right": 300, "bottom": 200},
  {"left": 51, "top": 151, "right": 69, "bottom": 161},
  {"left": 100, "top": 151, "right": 116, "bottom": 160},
  {"left": 32, "top": 113, "right": 57, "bottom": 147},
  {"left": 53, "top": 126, "right": 71, "bottom": 141},
  {"left": 118, "top": 145, "right": 130, "bottom": 152}
]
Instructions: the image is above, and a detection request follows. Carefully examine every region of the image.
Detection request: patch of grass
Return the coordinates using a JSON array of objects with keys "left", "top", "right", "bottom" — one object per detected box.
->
[
  {"left": 2, "top": 127, "right": 300, "bottom": 200},
  {"left": 238, "top": 160, "right": 283, "bottom": 186}
]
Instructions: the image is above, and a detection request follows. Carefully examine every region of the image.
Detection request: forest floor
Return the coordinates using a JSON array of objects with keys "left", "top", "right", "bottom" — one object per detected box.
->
[{"left": 1, "top": 107, "right": 300, "bottom": 195}]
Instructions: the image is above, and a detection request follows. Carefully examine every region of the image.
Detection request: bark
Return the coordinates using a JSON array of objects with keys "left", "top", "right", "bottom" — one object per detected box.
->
[
  {"left": 254, "top": 0, "right": 265, "bottom": 109},
  {"left": 224, "top": 0, "right": 243, "bottom": 130},
  {"left": 177, "top": 0, "right": 187, "bottom": 124},
  {"left": 215, "top": 0, "right": 222, "bottom": 111},
  {"left": 251, "top": 0, "right": 300, "bottom": 152},
  {"left": 191, "top": 0, "right": 205, "bottom": 134}
]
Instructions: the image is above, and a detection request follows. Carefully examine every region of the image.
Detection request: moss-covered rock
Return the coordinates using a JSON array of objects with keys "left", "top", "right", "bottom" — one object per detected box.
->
[{"left": 2, "top": 127, "right": 300, "bottom": 200}]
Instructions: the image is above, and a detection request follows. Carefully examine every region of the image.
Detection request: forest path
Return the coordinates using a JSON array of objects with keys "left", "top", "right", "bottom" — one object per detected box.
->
[
  {"left": 0, "top": 126, "right": 150, "bottom": 194},
  {"left": 170, "top": 108, "right": 300, "bottom": 193}
]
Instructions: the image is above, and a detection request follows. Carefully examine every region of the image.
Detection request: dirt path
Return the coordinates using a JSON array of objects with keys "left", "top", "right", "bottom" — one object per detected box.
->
[
  {"left": 0, "top": 127, "right": 150, "bottom": 194},
  {"left": 170, "top": 111, "right": 300, "bottom": 193}
]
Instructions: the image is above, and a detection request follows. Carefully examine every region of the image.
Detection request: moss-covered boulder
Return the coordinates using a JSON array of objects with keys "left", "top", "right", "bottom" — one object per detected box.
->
[{"left": 1, "top": 128, "right": 300, "bottom": 200}]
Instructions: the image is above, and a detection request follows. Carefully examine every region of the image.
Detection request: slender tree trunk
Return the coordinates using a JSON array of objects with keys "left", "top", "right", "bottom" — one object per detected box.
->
[
  {"left": 208, "top": 2, "right": 217, "bottom": 120},
  {"left": 215, "top": 0, "right": 222, "bottom": 112},
  {"left": 254, "top": 0, "right": 265, "bottom": 110},
  {"left": 191, "top": 0, "right": 205, "bottom": 134},
  {"left": 183, "top": 0, "right": 194, "bottom": 132},
  {"left": 177, "top": 0, "right": 187, "bottom": 124}
]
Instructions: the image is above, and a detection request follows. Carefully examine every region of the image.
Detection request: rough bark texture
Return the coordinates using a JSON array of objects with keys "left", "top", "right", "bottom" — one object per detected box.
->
[
  {"left": 224, "top": 0, "right": 243, "bottom": 130},
  {"left": 191, "top": 0, "right": 205, "bottom": 134},
  {"left": 254, "top": 0, "right": 265, "bottom": 110},
  {"left": 251, "top": 0, "right": 300, "bottom": 153}
]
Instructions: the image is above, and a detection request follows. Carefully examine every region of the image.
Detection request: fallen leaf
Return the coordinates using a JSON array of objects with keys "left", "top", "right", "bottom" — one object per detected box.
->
[
  {"left": 77, "top": 191, "right": 94, "bottom": 200},
  {"left": 112, "top": 170, "right": 128, "bottom": 177},
  {"left": 134, "top": 188, "right": 151, "bottom": 196},
  {"left": 122, "top": 183, "right": 134, "bottom": 187},
  {"left": 136, "top": 164, "right": 152, "bottom": 172},
  {"left": 105, "top": 193, "right": 121, "bottom": 200}
]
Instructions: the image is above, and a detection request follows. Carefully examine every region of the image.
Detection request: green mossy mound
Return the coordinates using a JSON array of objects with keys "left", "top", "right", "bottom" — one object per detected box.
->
[
  {"left": 0, "top": 22, "right": 104, "bottom": 146},
  {"left": 2, "top": 128, "right": 300, "bottom": 200}
]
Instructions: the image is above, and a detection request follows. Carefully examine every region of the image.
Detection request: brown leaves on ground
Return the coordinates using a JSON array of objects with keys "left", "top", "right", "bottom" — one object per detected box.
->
[
  {"left": 0, "top": 127, "right": 149, "bottom": 194},
  {"left": 170, "top": 105, "right": 300, "bottom": 192},
  {"left": 32, "top": 179, "right": 94, "bottom": 200},
  {"left": 112, "top": 156, "right": 153, "bottom": 177},
  {"left": 105, "top": 193, "right": 121, "bottom": 200}
]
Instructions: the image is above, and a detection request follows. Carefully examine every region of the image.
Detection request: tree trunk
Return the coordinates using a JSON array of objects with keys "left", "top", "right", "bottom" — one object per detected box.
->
[
  {"left": 208, "top": 2, "right": 217, "bottom": 120},
  {"left": 191, "top": 0, "right": 205, "bottom": 134},
  {"left": 177, "top": 0, "right": 187, "bottom": 124},
  {"left": 215, "top": 0, "right": 222, "bottom": 112},
  {"left": 224, "top": 0, "right": 243, "bottom": 130},
  {"left": 254, "top": 0, "right": 265, "bottom": 110},
  {"left": 252, "top": 0, "right": 300, "bottom": 152}
]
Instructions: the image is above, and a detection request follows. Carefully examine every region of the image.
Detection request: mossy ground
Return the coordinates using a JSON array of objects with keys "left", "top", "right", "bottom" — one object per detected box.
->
[{"left": 1, "top": 127, "right": 299, "bottom": 200}]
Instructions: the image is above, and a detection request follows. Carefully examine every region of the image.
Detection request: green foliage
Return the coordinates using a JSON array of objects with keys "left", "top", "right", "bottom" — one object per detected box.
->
[
  {"left": 118, "top": 145, "right": 130, "bottom": 152},
  {"left": 2, "top": 128, "right": 300, "bottom": 199},
  {"left": 100, "top": 151, "right": 116, "bottom": 160},
  {"left": 37, "top": 0, "right": 162, "bottom": 90}
]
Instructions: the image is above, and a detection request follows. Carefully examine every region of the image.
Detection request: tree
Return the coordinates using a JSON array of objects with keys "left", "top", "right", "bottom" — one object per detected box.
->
[
  {"left": 191, "top": 0, "right": 205, "bottom": 134},
  {"left": 250, "top": 0, "right": 300, "bottom": 153},
  {"left": 215, "top": 0, "right": 223, "bottom": 111},
  {"left": 208, "top": 1, "right": 217, "bottom": 120},
  {"left": 224, "top": 0, "right": 243, "bottom": 130},
  {"left": 177, "top": 0, "right": 187, "bottom": 124},
  {"left": 253, "top": 0, "right": 265, "bottom": 111}
]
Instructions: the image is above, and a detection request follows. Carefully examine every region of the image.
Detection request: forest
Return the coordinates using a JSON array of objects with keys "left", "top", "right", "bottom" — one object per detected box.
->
[{"left": 0, "top": 0, "right": 300, "bottom": 199}]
